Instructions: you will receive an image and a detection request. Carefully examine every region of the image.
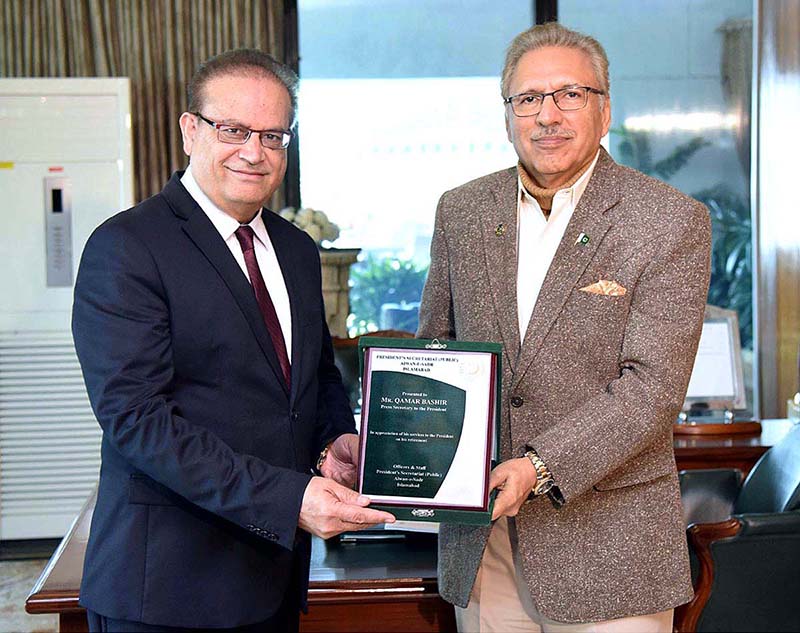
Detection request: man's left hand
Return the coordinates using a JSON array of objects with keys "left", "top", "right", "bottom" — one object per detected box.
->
[
  {"left": 320, "top": 433, "right": 360, "bottom": 488},
  {"left": 489, "top": 457, "right": 538, "bottom": 520}
]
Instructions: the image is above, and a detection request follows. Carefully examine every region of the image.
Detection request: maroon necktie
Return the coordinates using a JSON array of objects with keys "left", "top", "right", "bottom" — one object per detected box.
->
[{"left": 234, "top": 225, "right": 291, "bottom": 390}]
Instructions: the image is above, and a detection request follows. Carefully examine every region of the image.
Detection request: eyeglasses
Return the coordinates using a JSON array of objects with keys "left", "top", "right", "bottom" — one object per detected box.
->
[
  {"left": 192, "top": 112, "right": 293, "bottom": 149},
  {"left": 503, "top": 86, "right": 605, "bottom": 117}
]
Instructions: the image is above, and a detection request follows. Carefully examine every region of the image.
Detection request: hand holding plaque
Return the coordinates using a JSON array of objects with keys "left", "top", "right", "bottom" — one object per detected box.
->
[
  {"left": 320, "top": 433, "right": 360, "bottom": 488},
  {"left": 299, "top": 477, "right": 396, "bottom": 539}
]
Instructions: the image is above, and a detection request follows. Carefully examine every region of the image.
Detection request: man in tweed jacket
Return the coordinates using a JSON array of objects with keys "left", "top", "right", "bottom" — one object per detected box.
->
[{"left": 418, "top": 23, "right": 710, "bottom": 632}]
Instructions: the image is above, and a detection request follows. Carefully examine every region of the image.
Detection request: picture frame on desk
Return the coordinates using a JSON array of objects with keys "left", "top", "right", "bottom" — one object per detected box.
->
[
  {"left": 684, "top": 305, "right": 746, "bottom": 411},
  {"left": 677, "top": 305, "right": 752, "bottom": 434}
]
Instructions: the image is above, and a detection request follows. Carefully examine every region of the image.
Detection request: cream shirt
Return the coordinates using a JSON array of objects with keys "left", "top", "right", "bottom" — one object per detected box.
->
[
  {"left": 516, "top": 151, "right": 600, "bottom": 340},
  {"left": 181, "top": 167, "right": 292, "bottom": 360}
]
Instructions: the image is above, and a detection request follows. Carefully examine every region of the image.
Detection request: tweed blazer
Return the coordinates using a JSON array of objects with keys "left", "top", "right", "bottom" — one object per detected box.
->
[{"left": 418, "top": 149, "right": 711, "bottom": 623}]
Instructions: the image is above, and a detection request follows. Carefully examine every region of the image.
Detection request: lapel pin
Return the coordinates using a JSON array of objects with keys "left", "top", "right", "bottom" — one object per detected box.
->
[
  {"left": 575, "top": 232, "right": 590, "bottom": 246},
  {"left": 495, "top": 223, "right": 506, "bottom": 237}
]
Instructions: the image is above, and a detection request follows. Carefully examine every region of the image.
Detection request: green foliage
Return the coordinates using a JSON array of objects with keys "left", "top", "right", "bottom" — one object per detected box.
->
[
  {"left": 612, "top": 126, "right": 711, "bottom": 180},
  {"left": 348, "top": 254, "right": 429, "bottom": 335},
  {"left": 694, "top": 184, "right": 753, "bottom": 349}
]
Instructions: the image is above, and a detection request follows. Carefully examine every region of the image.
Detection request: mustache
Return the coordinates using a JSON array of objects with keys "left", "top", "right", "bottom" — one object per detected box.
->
[{"left": 530, "top": 127, "right": 576, "bottom": 141}]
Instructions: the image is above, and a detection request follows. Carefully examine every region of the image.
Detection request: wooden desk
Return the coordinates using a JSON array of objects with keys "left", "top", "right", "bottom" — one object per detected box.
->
[
  {"left": 25, "top": 492, "right": 454, "bottom": 633},
  {"left": 26, "top": 491, "right": 95, "bottom": 633},
  {"left": 302, "top": 534, "right": 453, "bottom": 632},
  {"left": 27, "top": 420, "right": 794, "bottom": 632},
  {"left": 674, "top": 418, "right": 793, "bottom": 475}
]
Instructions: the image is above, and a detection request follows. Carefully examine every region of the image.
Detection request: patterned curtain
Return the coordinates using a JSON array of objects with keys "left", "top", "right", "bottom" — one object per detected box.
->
[{"left": 0, "top": 0, "right": 288, "bottom": 205}]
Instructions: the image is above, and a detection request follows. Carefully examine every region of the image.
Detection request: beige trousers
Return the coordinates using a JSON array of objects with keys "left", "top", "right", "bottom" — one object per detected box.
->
[{"left": 456, "top": 517, "right": 674, "bottom": 633}]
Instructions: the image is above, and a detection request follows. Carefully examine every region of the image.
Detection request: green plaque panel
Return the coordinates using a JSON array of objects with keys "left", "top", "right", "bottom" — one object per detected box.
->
[
  {"left": 357, "top": 337, "right": 502, "bottom": 525},
  {"left": 362, "top": 371, "right": 466, "bottom": 498}
]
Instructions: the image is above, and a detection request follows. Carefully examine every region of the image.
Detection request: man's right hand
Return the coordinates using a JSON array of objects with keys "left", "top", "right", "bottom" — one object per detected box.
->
[{"left": 298, "top": 476, "right": 395, "bottom": 539}]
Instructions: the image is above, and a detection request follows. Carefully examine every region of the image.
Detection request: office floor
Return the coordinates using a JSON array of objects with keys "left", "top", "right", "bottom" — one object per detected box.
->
[{"left": 0, "top": 560, "right": 57, "bottom": 633}]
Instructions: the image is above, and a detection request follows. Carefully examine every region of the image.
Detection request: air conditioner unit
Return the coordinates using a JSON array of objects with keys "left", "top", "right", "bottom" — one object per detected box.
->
[{"left": 0, "top": 78, "right": 134, "bottom": 539}]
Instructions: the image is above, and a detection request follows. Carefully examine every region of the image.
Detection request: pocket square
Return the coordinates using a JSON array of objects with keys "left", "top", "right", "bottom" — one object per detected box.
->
[{"left": 579, "top": 280, "right": 627, "bottom": 296}]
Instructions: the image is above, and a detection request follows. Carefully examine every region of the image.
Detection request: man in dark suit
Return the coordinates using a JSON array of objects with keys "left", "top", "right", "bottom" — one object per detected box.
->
[{"left": 72, "top": 49, "right": 394, "bottom": 632}]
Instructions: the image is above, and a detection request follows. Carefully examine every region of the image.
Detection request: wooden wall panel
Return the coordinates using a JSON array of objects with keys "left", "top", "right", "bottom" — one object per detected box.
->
[{"left": 756, "top": 0, "right": 800, "bottom": 417}]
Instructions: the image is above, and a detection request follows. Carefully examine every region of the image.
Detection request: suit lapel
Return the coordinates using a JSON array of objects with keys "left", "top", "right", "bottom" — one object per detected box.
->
[
  {"left": 513, "top": 150, "right": 621, "bottom": 389},
  {"left": 163, "top": 175, "right": 290, "bottom": 397},
  {"left": 482, "top": 168, "right": 522, "bottom": 363}
]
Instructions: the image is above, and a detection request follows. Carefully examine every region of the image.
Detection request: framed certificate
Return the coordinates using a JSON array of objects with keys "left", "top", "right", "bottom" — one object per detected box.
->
[
  {"left": 357, "top": 337, "right": 501, "bottom": 524},
  {"left": 684, "top": 305, "right": 747, "bottom": 411}
]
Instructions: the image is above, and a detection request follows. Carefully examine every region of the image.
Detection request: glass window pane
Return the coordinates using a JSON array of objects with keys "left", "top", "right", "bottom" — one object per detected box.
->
[
  {"left": 298, "top": 0, "right": 533, "bottom": 334},
  {"left": 560, "top": 0, "right": 756, "bottom": 414}
]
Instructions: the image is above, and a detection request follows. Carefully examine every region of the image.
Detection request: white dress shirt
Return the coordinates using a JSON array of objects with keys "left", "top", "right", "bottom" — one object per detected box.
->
[
  {"left": 181, "top": 167, "right": 292, "bottom": 360},
  {"left": 516, "top": 151, "right": 600, "bottom": 340}
]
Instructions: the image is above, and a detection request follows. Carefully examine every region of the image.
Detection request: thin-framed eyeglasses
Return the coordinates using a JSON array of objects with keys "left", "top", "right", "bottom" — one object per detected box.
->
[
  {"left": 192, "top": 112, "right": 293, "bottom": 149},
  {"left": 503, "top": 86, "right": 605, "bottom": 117}
]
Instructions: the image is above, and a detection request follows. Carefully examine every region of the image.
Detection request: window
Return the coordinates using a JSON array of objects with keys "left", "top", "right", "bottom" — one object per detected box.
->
[
  {"left": 298, "top": 0, "right": 533, "bottom": 333},
  {"left": 560, "top": 0, "right": 756, "bottom": 414}
]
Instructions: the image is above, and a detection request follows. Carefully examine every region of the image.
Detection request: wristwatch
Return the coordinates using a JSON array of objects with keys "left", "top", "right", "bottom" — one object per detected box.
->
[
  {"left": 315, "top": 443, "right": 331, "bottom": 473},
  {"left": 523, "top": 446, "right": 565, "bottom": 509},
  {"left": 523, "top": 448, "right": 555, "bottom": 496}
]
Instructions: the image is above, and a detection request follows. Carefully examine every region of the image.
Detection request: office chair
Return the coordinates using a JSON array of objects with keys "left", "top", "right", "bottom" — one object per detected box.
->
[{"left": 675, "top": 423, "right": 800, "bottom": 632}]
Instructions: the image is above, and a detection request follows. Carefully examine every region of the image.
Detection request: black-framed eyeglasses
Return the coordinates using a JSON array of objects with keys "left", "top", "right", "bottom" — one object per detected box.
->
[
  {"left": 192, "top": 112, "right": 293, "bottom": 149},
  {"left": 503, "top": 86, "right": 605, "bottom": 117}
]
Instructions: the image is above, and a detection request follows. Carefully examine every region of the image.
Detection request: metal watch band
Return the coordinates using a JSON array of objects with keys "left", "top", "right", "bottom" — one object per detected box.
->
[
  {"left": 523, "top": 445, "right": 564, "bottom": 509},
  {"left": 315, "top": 443, "right": 331, "bottom": 473},
  {"left": 523, "top": 448, "right": 552, "bottom": 494}
]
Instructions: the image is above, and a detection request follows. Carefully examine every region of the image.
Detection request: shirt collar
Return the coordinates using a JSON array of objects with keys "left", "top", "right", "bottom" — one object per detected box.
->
[
  {"left": 180, "top": 166, "right": 269, "bottom": 248},
  {"left": 518, "top": 149, "right": 601, "bottom": 210}
]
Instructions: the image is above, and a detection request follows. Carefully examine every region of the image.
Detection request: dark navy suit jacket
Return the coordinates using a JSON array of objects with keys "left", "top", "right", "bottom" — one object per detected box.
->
[{"left": 72, "top": 173, "right": 355, "bottom": 628}]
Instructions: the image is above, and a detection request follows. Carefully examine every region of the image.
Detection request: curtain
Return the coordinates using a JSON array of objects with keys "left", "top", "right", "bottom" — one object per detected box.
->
[
  {"left": 719, "top": 17, "right": 752, "bottom": 187},
  {"left": 0, "top": 0, "right": 288, "bottom": 206}
]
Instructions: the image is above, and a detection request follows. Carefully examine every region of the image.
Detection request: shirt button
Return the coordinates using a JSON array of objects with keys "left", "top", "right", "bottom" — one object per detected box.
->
[{"left": 510, "top": 396, "right": 524, "bottom": 408}]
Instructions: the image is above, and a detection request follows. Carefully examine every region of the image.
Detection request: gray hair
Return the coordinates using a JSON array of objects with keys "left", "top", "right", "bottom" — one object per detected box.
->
[
  {"left": 188, "top": 48, "right": 299, "bottom": 127},
  {"left": 501, "top": 23, "right": 610, "bottom": 101}
]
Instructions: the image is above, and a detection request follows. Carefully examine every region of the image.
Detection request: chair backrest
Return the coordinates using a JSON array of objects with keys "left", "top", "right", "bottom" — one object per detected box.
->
[
  {"left": 734, "top": 423, "right": 800, "bottom": 514},
  {"left": 332, "top": 330, "right": 415, "bottom": 412},
  {"left": 680, "top": 469, "right": 743, "bottom": 525}
]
